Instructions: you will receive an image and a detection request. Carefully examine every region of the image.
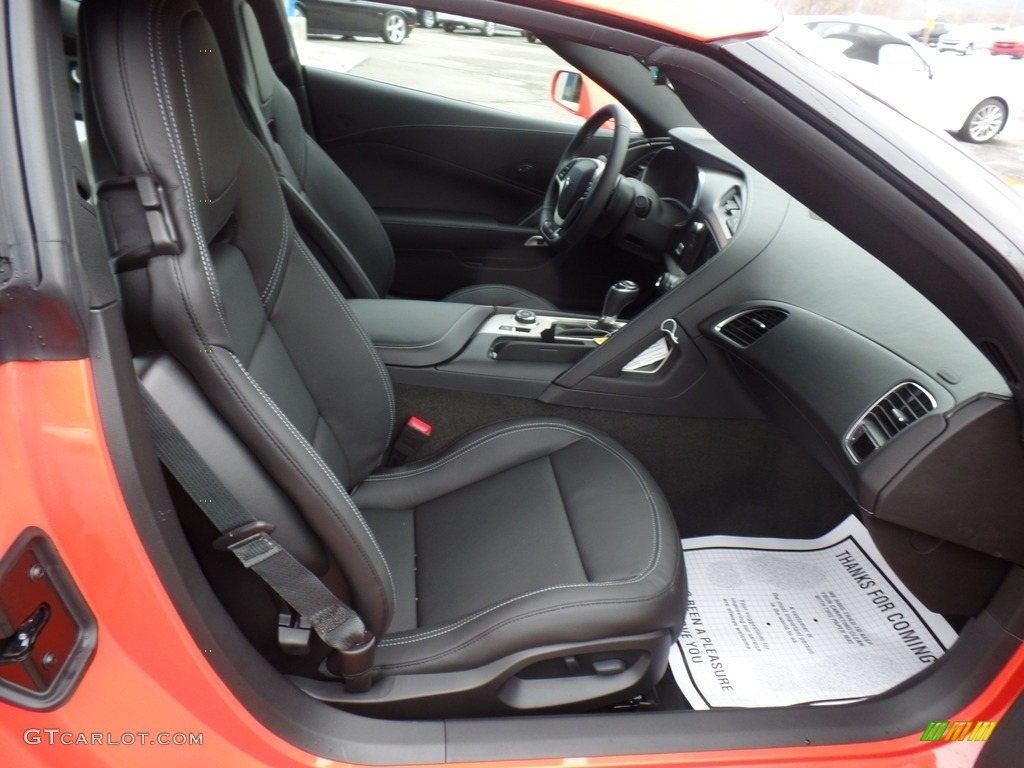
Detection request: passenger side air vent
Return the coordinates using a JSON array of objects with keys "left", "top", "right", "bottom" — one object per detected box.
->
[
  {"left": 844, "top": 382, "right": 937, "bottom": 464},
  {"left": 715, "top": 308, "right": 789, "bottom": 347}
]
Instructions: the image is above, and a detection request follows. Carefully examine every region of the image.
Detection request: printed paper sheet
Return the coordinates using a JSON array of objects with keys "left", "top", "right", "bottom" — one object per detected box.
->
[{"left": 669, "top": 516, "right": 958, "bottom": 709}]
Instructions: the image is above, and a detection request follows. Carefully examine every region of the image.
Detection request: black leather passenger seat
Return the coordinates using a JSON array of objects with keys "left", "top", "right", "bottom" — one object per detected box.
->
[{"left": 78, "top": 0, "right": 685, "bottom": 717}]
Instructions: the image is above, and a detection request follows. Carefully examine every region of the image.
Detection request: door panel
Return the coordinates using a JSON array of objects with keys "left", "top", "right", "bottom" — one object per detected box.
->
[
  {"left": 306, "top": 70, "right": 579, "bottom": 219},
  {"left": 303, "top": 69, "right": 630, "bottom": 308},
  {"left": 327, "top": 125, "right": 548, "bottom": 219}
]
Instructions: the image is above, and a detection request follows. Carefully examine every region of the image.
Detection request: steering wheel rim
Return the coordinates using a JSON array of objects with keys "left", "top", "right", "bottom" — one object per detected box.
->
[{"left": 540, "top": 103, "right": 630, "bottom": 250}]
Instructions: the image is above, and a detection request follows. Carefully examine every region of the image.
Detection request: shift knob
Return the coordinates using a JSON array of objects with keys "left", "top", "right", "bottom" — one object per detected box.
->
[{"left": 599, "top": 280, "right": 639, "bottom": 328}]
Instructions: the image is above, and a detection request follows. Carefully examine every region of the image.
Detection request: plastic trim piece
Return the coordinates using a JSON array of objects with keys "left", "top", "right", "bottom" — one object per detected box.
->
[
  {"left": 714, "top": 306, "right": 789, "bottom": 347},
  {"left": 843, "top": 381, "right": 937, "bottom": 464}
]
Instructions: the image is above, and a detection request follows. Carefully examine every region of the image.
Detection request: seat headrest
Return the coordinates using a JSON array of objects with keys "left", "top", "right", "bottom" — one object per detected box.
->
[{"left": 80, "top": 0, "right": 245, "bottom": 242}]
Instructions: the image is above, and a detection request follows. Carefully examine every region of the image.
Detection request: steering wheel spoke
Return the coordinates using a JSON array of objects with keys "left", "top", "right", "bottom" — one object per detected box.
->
[{"left": 540, "top": 104, "right": 630, "bottom": 250}]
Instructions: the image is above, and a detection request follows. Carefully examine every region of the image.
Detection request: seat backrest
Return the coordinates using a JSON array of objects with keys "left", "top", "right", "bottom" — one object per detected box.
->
[
  {"left": 204, "top": 0, "right": 396, "bottom": 299},
  {"left": 79, "top": 0, "right": 396, "bottom": 636}
]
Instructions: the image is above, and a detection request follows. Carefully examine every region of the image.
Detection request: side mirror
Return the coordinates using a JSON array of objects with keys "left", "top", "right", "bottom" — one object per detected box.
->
[
  {"left": 550, "top": 70, "right": 626, "bottom": 124},
  {"left": 551, "top": 70, "right": 584, "bottom": 114}
]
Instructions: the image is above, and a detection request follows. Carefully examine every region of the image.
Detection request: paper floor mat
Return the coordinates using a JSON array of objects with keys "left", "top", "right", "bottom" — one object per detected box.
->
[{"left": 669, "top": 516, "right": 958, "bottom": 709}]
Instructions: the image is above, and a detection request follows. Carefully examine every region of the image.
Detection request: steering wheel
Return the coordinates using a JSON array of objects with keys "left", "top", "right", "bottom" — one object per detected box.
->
[{"left": 540, "top": 103, "right": 630, "bottom": 250}]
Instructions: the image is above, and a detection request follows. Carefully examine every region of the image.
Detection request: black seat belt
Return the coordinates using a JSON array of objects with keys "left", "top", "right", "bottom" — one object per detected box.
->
[{"left": 140, "top": 389, "right": 376, "bottom": 692}]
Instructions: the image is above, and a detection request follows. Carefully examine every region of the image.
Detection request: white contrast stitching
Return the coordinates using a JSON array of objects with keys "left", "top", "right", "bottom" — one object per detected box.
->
[
  {"left": 294, "top": 237, "right": 396, "bottom": 460},
  {"left": 177, "top": 34, "right": 208, "bottom": 200},
  {"left": 262, "top": 215, "right": 289, "bottom": 306},
  {"left": 367, "top": 422, "right": 586, "bottom": 482},
  {"left": 376, "top": 423, "right": 662, "bottom": 647},
  {"left": 255, "top": 141, "right": 289, "bottom": 305},
  {"left": 227, "top": 352, "right": 396, "bottom": 601},
  {"left": 148, "top": 0, "right": 227, "bottom": 330}
]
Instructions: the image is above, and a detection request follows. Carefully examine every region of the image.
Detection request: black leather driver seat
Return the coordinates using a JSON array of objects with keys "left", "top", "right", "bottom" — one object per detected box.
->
[
  {"left": 201, "top": 0, "right": 555, "bottom": 311},
  {"left": 79, "top": 0, "right": 684, "bottom": 717}
]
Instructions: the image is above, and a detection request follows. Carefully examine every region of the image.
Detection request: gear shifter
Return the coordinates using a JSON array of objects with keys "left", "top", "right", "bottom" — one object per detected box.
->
[{"left": 597, "top": 280, "right": 639, "bottom": 329}]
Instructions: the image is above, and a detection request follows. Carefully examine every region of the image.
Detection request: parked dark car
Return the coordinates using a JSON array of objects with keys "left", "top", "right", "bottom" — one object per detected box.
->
[
  {"left": 907, "top": 21, "right": 951, "bottom": 46},
  {"left": 296, "top": 0, "right": 417, "bottom": 44}
]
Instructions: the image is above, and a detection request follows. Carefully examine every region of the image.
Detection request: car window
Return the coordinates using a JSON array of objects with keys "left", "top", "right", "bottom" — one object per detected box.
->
[
  {"left": 290, "top": 13, "right": 630, "bottom": 127},
  {"left": 877, "top": 43, "right": 926, "bottom": 73},
  {"left": 807, "top": 21, "right": 854, "bottom": 38},
  {"left": 852, "top": 23, "right": 890, "bottom": 38}
]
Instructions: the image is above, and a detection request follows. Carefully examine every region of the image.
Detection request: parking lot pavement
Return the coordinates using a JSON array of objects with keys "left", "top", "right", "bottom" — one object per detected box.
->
[
  {"left": 963, "top": 140, "right": 1024, "bottom": 189},
  {"left": 962, "top": 115, "right": 1024, "bottom": 189},
  {"left": 297, "top": 26, "right": 582, "bottom": 125}
]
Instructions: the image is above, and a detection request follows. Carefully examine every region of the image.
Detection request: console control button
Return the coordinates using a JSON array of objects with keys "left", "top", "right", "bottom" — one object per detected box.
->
[{"left": 514, "top": 309, "right": 537, "bottom": 325}]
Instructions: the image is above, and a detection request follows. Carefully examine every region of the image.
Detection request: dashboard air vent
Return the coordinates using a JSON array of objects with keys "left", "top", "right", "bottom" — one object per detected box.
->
[
  {"left": 844, "top": 382, "right": 937, "bottom": 463},
  {"left": 719, "top": 187, "right": 743, "bottom": 236},
  {"left": 716, "top": 308, "right": 789, "bottom": 347},
  {"left": 627, "top": 154, "right": 654, "bottom": 179}
]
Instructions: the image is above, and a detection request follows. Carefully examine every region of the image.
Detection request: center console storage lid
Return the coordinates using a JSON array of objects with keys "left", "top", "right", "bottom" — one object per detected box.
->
[{"left": 349, "top": 299, "right": 493, "bottom": 367}]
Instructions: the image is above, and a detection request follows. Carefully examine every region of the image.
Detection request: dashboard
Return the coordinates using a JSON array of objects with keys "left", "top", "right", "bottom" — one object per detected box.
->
[
  {"left": 378, "top": 122, "right": 1024, "bottom": 604},
  {"left": 612, "top": 131, "right": 748, "bottom": 286},
  {"left": 549, "top": 125, "right": 1024, "bottom": 587}
]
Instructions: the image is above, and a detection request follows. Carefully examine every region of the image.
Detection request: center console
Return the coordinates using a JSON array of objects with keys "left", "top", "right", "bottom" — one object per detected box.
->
[
  {"left": 349, "top": 278, "right": 704, "bottom": 408},
  {"left": 351, "top": 298, "right": 616, "bottom": 397}
]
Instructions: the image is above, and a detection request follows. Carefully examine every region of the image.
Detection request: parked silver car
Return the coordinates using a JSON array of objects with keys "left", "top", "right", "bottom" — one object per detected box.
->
[
  {"left": 432, "top": 12, "right": 535, "bottom": 39},
  {"left": 936, "top": 24, "right": 1002, "bottom": 55}
]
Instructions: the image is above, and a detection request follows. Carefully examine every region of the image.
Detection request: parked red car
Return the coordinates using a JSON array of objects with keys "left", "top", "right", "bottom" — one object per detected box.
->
[{"left": 990, "top": 27, "right": 1024, "bottom": 58}]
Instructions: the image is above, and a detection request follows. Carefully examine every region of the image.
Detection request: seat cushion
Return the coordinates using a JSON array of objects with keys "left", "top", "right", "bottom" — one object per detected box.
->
[
  {"left": 353, "top": 418, "right": 685, "bottom": 676},
  {"left": 443, "top": 284, "right": 557, "bottom": 311}
]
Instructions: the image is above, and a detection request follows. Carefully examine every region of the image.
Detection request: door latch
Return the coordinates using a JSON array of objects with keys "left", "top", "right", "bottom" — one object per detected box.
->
[
  {"left": 0, "top": 529, "right": 96, "bottom": 710},
  {"left": 0, "top": 603, "right": 51, "bottom": 664}
]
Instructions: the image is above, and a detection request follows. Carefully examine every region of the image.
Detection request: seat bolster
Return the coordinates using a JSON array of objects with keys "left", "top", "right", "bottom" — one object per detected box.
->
[
  {"left": 179, "top": 342, "right": 397, "bottom": 637},
  {"left": 353, "top": 418, "right": 599, "bottom": 510},
  {"left": 374, "top": 533, "right": 684, "bottom": 677},
  {"left": 356, "top": 418, "right": 686, "bottom": 676},
  {"left": 301, "top": 135, "right": 396, "bottom": 296}
]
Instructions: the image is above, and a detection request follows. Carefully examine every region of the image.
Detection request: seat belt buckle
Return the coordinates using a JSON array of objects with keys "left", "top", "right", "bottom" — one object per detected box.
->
[
  {"left": 326, "top": 632, "right": 377, "bottom": 693},
  {"left": 387, "top": 416, "right": 432, "bottom": 466},
  {"left": 277, "top": 610, "right": 312, "bottom": 656},
  {"left": 212, "top": 520, "right": 276, "bottom": 551}
]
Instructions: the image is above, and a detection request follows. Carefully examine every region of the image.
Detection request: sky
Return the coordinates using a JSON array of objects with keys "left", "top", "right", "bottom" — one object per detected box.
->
[{"left": 775, "top": 0, "right": 1024, "bottom": 26}]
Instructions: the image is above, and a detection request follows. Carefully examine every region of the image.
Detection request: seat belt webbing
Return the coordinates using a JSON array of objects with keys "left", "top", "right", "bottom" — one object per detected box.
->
[{"left": 141, "top": 389, "right": 375, "bottom": 691}]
